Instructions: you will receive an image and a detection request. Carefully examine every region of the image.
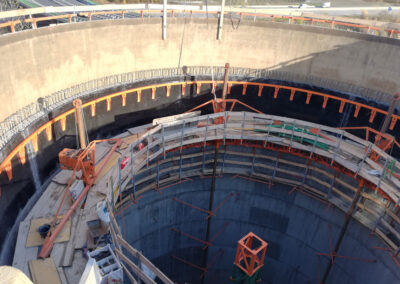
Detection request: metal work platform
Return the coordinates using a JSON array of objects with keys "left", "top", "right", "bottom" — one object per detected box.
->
[{"left": 113, "top": 111, "right": 400, "bottom": 257}]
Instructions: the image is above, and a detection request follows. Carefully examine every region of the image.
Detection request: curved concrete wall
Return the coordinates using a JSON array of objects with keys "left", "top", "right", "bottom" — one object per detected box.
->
[{"left": 0, "top": 18, "right": 399, "bottom": 122}]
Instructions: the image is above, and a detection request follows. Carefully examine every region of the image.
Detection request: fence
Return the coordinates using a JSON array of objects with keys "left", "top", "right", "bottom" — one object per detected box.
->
[{"left": 1, "top": 6, "right": 400, "bottom": 38}]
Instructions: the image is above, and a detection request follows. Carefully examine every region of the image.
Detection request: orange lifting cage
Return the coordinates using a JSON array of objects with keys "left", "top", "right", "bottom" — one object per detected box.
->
[{"left": 234, "top": 232, "right": 268, "bottom": 276}]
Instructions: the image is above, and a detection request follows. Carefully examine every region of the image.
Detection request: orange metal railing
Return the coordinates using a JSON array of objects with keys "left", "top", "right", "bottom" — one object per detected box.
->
[
  {"left": 86, "top": 10, "right": 400, "bottom": 38},
  {"left": 79, "top": 11, "right": 128, "bottom": 20},
  {"left": 24, "top": 14, "right": 76, "bottom": 28},
  {"left": 0, "top": 20, "right": 21, "bottom": 33},
  {"left": 1, "top": 80, "right": 399, "bottom": 181},
  {"left": 0, "top": 9, "right": 398, "bottom": 38}
]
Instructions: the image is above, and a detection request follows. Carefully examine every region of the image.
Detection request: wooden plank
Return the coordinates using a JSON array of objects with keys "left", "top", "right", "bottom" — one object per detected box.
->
[
  {"left": 63, "top": 250, "right": 88, "bottom": 283},
  {"left": 94, "top": 143, "right": 113, "bottom": 165},
  {"left": 375, "top": 228, "right": 398, "bottom": 251},
  {"left": 25, "top": 181, "right": 66, "bottom": 220},
  {"left": 13, "top": 220, "right": 38, "bottom": 277},
  {"left": 120, "top": 134, "right": 140, "bottom": 150},
  {"left": 117, "top": 235, "right": 173, "bottom": 284},
  {"left": 95, "top": 151, "right": 121, "bottom": 183},
  {"left": 51, "top": 170, "right": 73, "bottom": 185},
  {"left": 115, "top": 249, "right": 157, "bottom": 284},
  {"left": 51, "top": 242, "right": 67, "bottom": 267},
  {"left": 74, "top": 185, "right": 109, "bottom": 249},
  {"left": 28, "top": 258, "right": 61, "bottom": 284},
  {"left": 120, "top": 262, "right": 138, "bottom": 284},
  {"left": 381, "top": 219, "right": 400, "bottom": 240},
  {"left": 62, "top": 210, "right": 82, "bottom": 266},
  {"left": 331, "top": 187, "right": 353, "bottom": 202},
  {"left": 385, "top": 208, "right": 400, "bottom": 226},
  {"left": 26, "top": 216, "right": 71, "bottom": 247},
  {"left": 360, "top": 191, "right": 386, "bottom": 207},
  {"left": 57, "top": 267, "right": 68, "bottom": 284}
]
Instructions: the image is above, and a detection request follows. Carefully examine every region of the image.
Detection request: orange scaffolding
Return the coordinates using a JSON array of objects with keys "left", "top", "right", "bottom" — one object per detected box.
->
[{"left": 234, "top": 232, "right": 268, "bottom": 277}]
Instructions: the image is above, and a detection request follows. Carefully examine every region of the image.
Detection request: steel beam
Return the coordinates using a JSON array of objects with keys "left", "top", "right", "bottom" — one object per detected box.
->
[
  {"left": 321, "top": 181, "right": 364, "bottom": 283},
  {"left": 201, "top": 144, "right": 219, "bottom": 284}
]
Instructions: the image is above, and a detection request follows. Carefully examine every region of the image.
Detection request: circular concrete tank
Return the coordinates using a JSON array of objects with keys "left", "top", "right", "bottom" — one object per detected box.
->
[{"left": 0, "top": 16, "right": 399, "bottom": 284}]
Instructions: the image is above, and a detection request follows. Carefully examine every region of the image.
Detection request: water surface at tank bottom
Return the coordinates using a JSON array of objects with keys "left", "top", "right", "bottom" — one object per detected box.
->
[{"left": 117, "top": 175, "right": 400, "bottom": 284}]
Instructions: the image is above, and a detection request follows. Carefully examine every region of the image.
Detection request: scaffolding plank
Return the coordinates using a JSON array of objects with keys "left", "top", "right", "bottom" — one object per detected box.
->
[
  {"left": 28, "top": 258, "right": 61, "bottom": 284},
  {"left": 13, "top": 220, "right": 38, "bottom": 278},
  {"left": 62, "top": 210, "right": 82, "bottom": 266}
]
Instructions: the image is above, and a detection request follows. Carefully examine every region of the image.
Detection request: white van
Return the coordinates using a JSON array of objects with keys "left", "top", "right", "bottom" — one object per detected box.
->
[
  {"left": 322, "top": 2, "right": 331, "bottom": 8},
  {"left": 299, "top": 4, "right": 315, "bottom": 8}
]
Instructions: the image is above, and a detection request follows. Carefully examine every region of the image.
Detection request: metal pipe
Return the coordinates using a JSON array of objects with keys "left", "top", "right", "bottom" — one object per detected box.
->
[
  {"left": 222, "top": 63, "right": 230, "bottom": 100},
  {"left": 73, "top": 99, "right": 87, "bottom": 149},
  {"left": 380, "top": 93, "right": 399, "bottom": 133},
  {"left": 162, "top": 0, "right": 167, "bottom": 40},
  {"left": 217, "top": 0, "right": 226, "bottom": 40},
  {"left": 321, "top": 181, "right": 364, "bottom": 283}
]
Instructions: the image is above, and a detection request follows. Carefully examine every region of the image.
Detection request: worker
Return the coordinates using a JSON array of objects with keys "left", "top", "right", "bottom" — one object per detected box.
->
[{"left": 138, "top": 142, "right": 145, "bottom": 151}]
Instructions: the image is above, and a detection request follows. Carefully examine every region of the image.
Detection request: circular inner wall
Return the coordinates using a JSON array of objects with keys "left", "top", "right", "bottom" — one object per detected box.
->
[{"left": 116, "top": 144, "right": 400, "bottom": 284}]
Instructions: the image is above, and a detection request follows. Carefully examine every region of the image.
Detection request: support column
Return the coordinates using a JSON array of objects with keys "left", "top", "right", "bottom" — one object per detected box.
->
[
  {"left": 321, "top": 180, "right": 364, "bottom": 283},
  {"left": 73, "top": 99, "right": 87, "bottom": 149},
  {"left": 380, "top": 93, "right": 399, "bottom": 134},
  {"left": 162, "top": 0, "right": 167, "bottom": 40},
  {"left": 222, "top": 63, "right": 230, "bottom": 100},
  {"left": 217, "top": 0, "right": 226, "bottom": 40}
]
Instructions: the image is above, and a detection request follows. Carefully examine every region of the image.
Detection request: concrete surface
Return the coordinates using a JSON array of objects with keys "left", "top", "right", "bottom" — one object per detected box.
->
[{"left": 0, "top": 18, "right": 399, "bottom": 122}]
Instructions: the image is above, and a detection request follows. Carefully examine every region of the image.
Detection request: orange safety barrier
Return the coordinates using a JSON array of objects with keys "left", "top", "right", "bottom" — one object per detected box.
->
[
  {"left": 79, "top": 10, "right": 128, "bottom": 20},
  {"left": 0, "top": 20, "right": 21, "bottom": 33},
  {"left": 1, "top": 80, "right": 399, "bottom": 182},
  {"left": 0, "top": 9, "right": 393, "bottom": 37},
  {"left": 24, "top": 14, "right": 76, "bottom": 27},
  {"left": 234, "top": 12, "right": 399, "bottom": 37},
  {"left": 339, "top": 126, "right": 400, "bottom": 149},
  {"left": 133, "top": 9, "right": 398, "bottom": 37}
]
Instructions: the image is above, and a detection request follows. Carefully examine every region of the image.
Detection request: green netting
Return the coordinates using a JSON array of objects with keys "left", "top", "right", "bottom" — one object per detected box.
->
[{"left": 253, "top": 124, "right": 330, "bottom": 151}]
